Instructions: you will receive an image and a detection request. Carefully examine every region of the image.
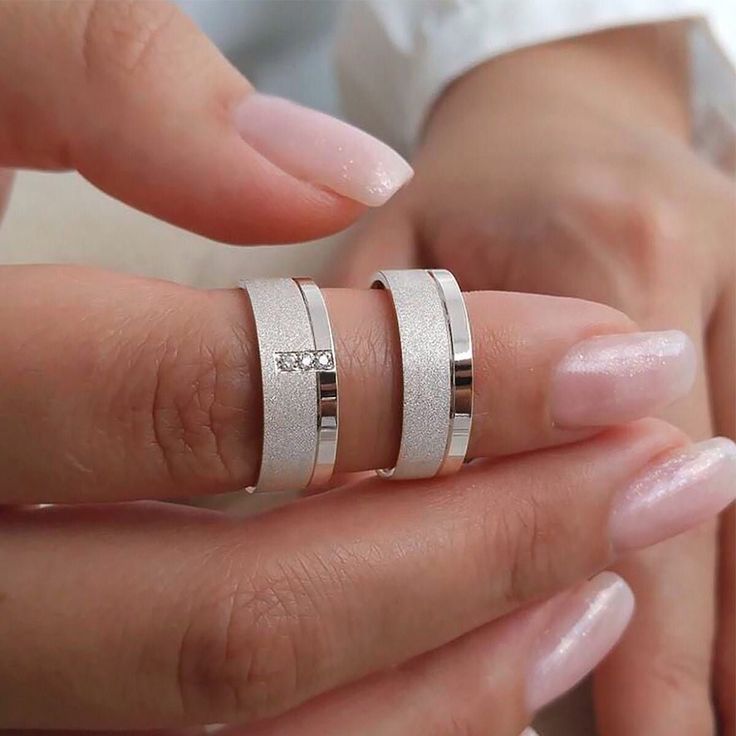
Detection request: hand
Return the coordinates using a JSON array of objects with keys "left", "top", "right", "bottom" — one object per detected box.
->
[
  {"left": 0, "top": 266, "right": 733, "bottom": 733},
  {"left": 0, "top": 7, "right": 731, "bottom": 733},
  {"left": 338, "top": 24, "right": 736, "bottom": 735}
]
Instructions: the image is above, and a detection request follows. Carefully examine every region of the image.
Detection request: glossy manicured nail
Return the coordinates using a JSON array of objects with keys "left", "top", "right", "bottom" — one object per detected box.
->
[
  {"left": 527, "top": 572, "right": 634, "bottom": 712},
  {"left": 234, "top": 93, "right": 413, "bottom": 206},
  {"left": 551, "top": 330, "right": 696, "bottom": 427},
  {"left": 610, "top": 437, "right": 736, "bottom": 552}
]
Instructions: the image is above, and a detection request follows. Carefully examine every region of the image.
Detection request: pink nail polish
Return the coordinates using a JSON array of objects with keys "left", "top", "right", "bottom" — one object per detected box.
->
[
  {"left": 610, "top": 437, "right": 736, "bottom": 552},
  {"left": 233, "top": 93, "right": 413, "bottom": 206},
  {"left": 551, "top": 330, "right": 696, "bottom": 427},
  {"left": 527, "top": 572, "right": 634, "bottom": 712}
]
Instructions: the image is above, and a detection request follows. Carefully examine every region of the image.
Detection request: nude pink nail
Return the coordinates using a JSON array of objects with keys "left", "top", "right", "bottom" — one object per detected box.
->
[
  {"left": 610, "top": 437, "right": 736, "bottom": 552},
  {"left": 526, "top": 572, "right": 634, "bottom": 712},
  {"left": 234, "top": 93, "right": 413, "bottom": 206},
  {"left": 551, "top": 330, "right": 696, "bottom": 427}
]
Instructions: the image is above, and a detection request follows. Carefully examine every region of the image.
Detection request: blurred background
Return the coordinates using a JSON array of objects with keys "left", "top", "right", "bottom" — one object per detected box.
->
[{"left": 2, "top": 0, "right": 734, "bottom": 289}]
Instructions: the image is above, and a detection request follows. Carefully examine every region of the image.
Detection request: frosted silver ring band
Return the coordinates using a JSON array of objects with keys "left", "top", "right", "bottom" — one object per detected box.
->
[
  {"left": 372, "top": 269, "right": 452, "bottom": 479},
  {"left": 372, "top": 269, "right": 473, "bottom": 479},
  {"left": 239, "top": 278, "right": 338, "bottom": 493}
]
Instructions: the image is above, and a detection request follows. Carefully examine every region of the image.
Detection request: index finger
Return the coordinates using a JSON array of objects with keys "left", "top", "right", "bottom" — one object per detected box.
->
[{"left": 0, "top": 264, "right": 696, "bottom": 504}]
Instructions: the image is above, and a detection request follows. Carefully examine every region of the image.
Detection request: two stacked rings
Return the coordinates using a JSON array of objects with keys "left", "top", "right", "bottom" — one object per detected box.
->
[{"left": 239, "top": 269, "right": 473, "bottom": 493}]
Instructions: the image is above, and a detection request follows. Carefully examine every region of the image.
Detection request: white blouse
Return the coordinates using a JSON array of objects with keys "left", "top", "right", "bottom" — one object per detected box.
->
[{"left": 336, "top": 1, "right": 736, "bottom": 168}]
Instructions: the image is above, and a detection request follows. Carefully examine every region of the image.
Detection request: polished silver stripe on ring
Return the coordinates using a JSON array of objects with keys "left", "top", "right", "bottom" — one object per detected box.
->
[
  {"left": 239, "top": 278, "right": 318, "bottom": 493},
  {"left": 295, "top": 278, "right": 339, "bottom": 490},
  {"left": 428, "top": 269, "right": 473, "bottom": 475},
  {"left": 372, "top": 269, "right": 452, "bottom": 479}
]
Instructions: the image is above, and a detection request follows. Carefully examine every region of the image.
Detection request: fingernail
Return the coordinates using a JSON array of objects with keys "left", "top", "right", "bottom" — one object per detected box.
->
[
  {"left": 551, "top": 330, "right": 696, "bottom": 427},
  {"left": 234, "top": 93, "right": 413, "bottom": 206},
  {"left": 519, "top": 729, "right": 541, "bottom": 736},
  {"left": 610, "top": 437, "right": 736, "bottom": 552},
  {"left": 526, "top": 572, "right": 634, "bottom": 712}
]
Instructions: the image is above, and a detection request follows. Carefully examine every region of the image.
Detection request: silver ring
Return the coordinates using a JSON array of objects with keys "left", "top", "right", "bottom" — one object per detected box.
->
[
  {"left": 372, "top": 270, "right": 452, "bottom": 479},
  {"left": 428, "top": 269, "right": 473, "bottom": 475},
  {"left": 239, "top": 278, "right": 338, "bottom": 493},
  {"left": 372, "top": 269, "right": 473, "bottom": 480}
]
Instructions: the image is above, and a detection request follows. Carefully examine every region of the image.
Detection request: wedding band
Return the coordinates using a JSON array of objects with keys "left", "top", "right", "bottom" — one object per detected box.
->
[
  {"left": 239, "top": 278, "right": 338, "bottom": 493},
  {"left": 372, "top": 269, "right": 473, "bottom": 479}
]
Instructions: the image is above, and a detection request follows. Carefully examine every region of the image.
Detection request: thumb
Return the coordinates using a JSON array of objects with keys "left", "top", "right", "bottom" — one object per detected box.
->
[{"left": 0, "top": 0, "right": 412, "bottom": 243}]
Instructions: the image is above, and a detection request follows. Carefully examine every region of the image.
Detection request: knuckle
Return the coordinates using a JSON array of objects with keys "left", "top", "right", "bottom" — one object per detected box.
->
[
  {"left": 79, "top": 0, "right": 179, "bottom": 80},
  {"left": 648, "top": 649, "right": 711, "bottom": 698},
  {"left": 553, "top": 163, "right": 691, "bottom": 314},
  {"left": 431, "top": 156, "right": 693, "bottom": 315},
  {"left": 486, "top": 493, "right": 580, "bottom": 606},
  {"left": 176, "top": 556, "right": 329, "bottom": 721},
  {"left": 147, "top": 325, "right": 243, "bottom": 490},
  {"left": 638, "top": 650, "right": 714, "bottom": 732}
]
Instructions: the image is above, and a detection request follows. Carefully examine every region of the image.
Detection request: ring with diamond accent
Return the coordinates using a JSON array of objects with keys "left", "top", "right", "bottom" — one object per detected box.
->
[
  {"left": 239, "top": 277, "right": 338, "bottom": 493},
  {"left": 371, "top": 269, "right": 473, "bottom": 480}
]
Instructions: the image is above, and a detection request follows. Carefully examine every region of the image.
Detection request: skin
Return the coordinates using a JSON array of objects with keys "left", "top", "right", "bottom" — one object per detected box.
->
[
  {"left": 338, "top": 23, "right": 735, "bottom": 736},
  {"left": 0, "top": 2, "right": 730, "bottom": 733}
]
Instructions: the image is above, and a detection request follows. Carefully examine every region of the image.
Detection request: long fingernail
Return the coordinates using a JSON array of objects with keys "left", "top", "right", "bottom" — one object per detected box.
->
[
  {"left": 527, "top": 572, "right": 634, "bottom": 712},
  {"left": 610, "top": 437, "right": 736, "bottom": 552},
  {"left": 233, "top": 93, "right": 413, "bottom": 206},
  {"left": 551, "top": 330, "right": 696, "bottom": 427}
]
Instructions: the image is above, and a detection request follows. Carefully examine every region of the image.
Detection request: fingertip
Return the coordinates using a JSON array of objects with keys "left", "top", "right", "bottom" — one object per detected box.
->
[
  {"left": 550, "top": 330, "right": 698, "bottom": 429},
  {"left": 233, "top": 93, "right": 413, "bottom": 208}
]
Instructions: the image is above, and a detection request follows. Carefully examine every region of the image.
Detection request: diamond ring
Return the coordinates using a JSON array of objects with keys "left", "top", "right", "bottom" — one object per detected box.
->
[{"left": 239, "top": 277, "right": 339, "bottom": 493}]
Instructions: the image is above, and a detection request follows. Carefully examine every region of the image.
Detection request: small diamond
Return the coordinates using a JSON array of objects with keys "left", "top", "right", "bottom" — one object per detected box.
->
[
  {"left": 277, "top": 352, "right": 298, "bottom": 371},
  {"left": 300, "top": 352, "right": 315, "bottom": 370},
  {"left": 317, "top": 351, "right": 333, "bottom": 369}
]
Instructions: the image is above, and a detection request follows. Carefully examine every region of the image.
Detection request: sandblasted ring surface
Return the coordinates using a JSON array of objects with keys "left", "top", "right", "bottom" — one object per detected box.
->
[{"left": 372, "top": 269, "right": 452, "bottom": 479}]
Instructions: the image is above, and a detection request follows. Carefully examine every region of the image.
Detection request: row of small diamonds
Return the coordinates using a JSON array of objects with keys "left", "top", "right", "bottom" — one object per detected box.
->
[{"left": 276, "top": 350, "right": 335, "bottom": 373}]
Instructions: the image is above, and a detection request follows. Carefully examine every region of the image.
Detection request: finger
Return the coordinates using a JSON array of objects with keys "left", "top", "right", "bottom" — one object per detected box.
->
[
  {"left": 0, "top": 264, "right": 698, "bottom": 503},
  {"left": 595, "top": 321, "right": 719, "bottom": 735},
  {"left": 3, "top": 423, "right": 735, "bottom": 728},
  {"left": 709, "top": 280, "right": 736, "bottom": 734},
  {"left": 0, "top": 0, "right": 411, "bottom": 243},
  {"left": 325, "top": 190, "right": 420, "bottom": 287},
  {"left": 223, "top": 575, "right": 633, "bottom": 736}
]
